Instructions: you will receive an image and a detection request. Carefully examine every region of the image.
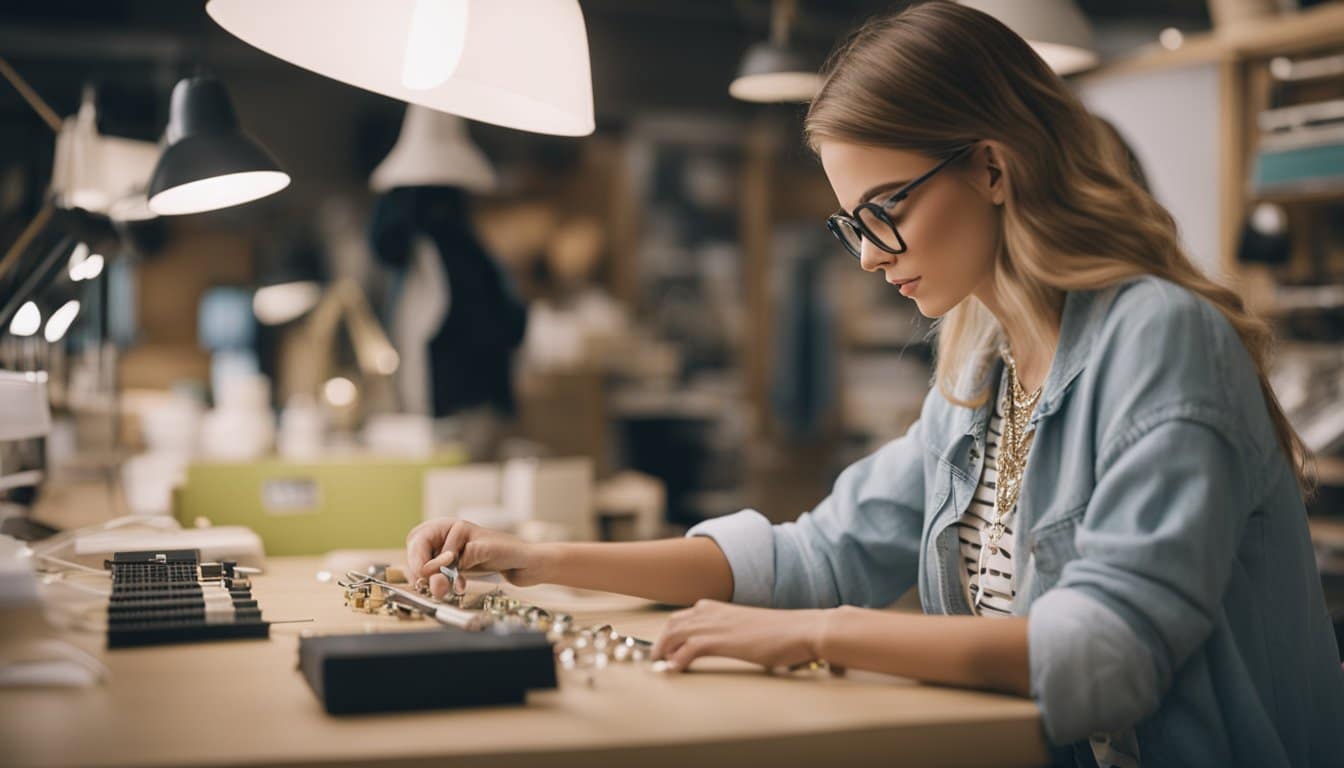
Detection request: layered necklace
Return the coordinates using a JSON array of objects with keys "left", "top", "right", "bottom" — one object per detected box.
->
[{"left": 984, "top": 351, "right": 1042, "bottom": 557}]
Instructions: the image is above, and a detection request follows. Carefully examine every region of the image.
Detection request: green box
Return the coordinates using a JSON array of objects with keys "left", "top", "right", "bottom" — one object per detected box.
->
[{"left": 175, "top": 451, "right": 467, "bottom": 556}]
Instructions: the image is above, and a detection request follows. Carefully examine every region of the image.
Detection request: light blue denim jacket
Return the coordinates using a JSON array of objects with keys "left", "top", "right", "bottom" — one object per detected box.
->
[{"left": 687, "top": 277, "right": 1344, "bottom": 767}]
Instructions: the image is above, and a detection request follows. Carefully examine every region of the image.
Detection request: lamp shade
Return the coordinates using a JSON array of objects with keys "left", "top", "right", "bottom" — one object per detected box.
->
[
  {"left": 729, "top": 42, "right": 823, "bottom": 103},
  {"left": 206, "top": 0, "right": 594, "bottom": 137},
  {"left": 49, "top": 88, "right": 161, "bottom": 218},
  {"left": 959, "top": 0, "right": 1098, "bottom": 75},
  {"left": 147, "top": 76, "right": 290, "bottom": 216},
  {"left": 44, "top": 299, "right": 81, "bottom": 343},
  {"left": 253, "top": 235, "right": 324, "bottom": 326},
  {"left": 8, "top": 301, "right": 41, "bottom": 337},
  {"left": 371, "top": 106, "right": 496, "bottom": 194}
]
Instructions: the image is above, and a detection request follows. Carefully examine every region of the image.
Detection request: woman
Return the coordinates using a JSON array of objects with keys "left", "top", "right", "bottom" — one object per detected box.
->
[{"left": 405, "top": 3, "right": 1344, "bottom": 765}]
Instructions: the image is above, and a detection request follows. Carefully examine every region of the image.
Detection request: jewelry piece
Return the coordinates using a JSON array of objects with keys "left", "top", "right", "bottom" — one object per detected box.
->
[
  {"left": 983, "top": 350, "right": 1041, "bottom": 557},
  {"left": 337, "top": 574, "right": 653, "bottom": 677},
  {"left": 779, "top": 659, "right": 843, "bottom": 677},
  {"left": 475, "top": 592, "right": 654, "bottom": 670},
  {"left": 340, "top": 572, "right": 482, "bottom": 628},
  {"left": 971, "top": 354, "right": 1039, "bottom": 612},
  {"left": 342, "top": 580, "right": 421, "bottom": 620}
]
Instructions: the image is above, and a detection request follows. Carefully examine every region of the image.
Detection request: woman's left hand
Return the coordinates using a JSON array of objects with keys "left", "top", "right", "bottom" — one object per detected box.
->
[{"left": 650, "top": 599, "right": 830, "bottom": 673}]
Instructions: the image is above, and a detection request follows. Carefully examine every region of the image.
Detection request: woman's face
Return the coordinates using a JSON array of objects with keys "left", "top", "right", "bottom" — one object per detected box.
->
[{"left": 818, "top": 141, "right": 1003, "bottom": 318}]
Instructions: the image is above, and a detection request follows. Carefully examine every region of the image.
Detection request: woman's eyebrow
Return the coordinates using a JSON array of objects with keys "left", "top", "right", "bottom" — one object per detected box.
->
[{"left": 856, "top": 178, "right": 910, "bottom": 207}]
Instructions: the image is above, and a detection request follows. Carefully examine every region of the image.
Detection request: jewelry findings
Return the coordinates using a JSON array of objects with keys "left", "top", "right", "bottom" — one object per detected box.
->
[{"left": 337, "top": 572, "right": 654, "bottom": 678}]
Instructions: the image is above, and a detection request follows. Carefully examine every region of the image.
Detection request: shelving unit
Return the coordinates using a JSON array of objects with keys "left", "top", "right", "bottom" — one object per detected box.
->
[{"left": 1080, "top": 3, "right": 1344, "bottom": 498}]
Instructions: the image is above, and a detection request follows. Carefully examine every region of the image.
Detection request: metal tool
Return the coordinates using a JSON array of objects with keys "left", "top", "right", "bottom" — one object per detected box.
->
[
  {"left": 341, "top": 571, "right": 484, "bottom": 630},
  {"left": 440, "top": 564, "right": 468, "bottom": 597}
]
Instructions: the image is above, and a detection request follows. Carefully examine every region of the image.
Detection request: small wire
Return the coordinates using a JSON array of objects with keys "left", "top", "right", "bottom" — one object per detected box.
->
[
  {"left": 40, "top": 576, "right": 110, "bottom": 598},
  {"left": 30, "top": 514, "right": 181, "bottom": 559},
  {"left": 36, "top": 553, "right": 108, "bottom": 576}
]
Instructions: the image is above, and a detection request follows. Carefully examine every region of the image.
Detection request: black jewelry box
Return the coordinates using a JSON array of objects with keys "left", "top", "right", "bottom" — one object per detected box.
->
[{"left": 298, "top": 628, "right": 557, "bottom": 714}]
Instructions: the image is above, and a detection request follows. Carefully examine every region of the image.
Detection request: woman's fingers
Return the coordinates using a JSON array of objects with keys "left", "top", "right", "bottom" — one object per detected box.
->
[
  {"left": 405, "top": 522, "right": 440, "bottom": 577},
  {"left": 667, "top": 637, "right": 707, "bottom": 672},
  {"left": 420, "top": 521, "right": 471, "bottom": 577},
  {"left": 427, "top": 572, "right": 452, "bottom": 599},
  {"left": 650, "top": 609, "right": 690, "bottom": 660},
  {"left": 457, "top": 540, "right": 486, "bottom": 572}
]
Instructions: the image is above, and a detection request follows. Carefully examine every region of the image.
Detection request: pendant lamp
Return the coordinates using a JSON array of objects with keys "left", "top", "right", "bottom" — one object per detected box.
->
[
  {"left": 206, "top": 0, "right": 595, "bottom": 137},
  {"left": 730, "top": 0, "right": 823, "bottom": 103},
  {"left": 147, "top": 76, "right": 290, "bottom": 216},
  {"left": 371, "top": 106, "right": 496, "bottom": 194},
  {"left": 959, "top": 0, "right": 1099, "bottom": 76}
]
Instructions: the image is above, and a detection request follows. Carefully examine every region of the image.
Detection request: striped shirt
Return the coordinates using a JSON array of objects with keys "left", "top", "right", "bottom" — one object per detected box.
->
[
  {"left": 958, "top": 371, "right": 1142, "bottom": 768},
  {"left": 957, "top": 380, "right": 1024, "bottom": 617}
]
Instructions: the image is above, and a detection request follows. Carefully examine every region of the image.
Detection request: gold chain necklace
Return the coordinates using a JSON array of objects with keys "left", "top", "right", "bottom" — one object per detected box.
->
[{"left": 983, "top": 353, "right": 1041, "bottom": 557}]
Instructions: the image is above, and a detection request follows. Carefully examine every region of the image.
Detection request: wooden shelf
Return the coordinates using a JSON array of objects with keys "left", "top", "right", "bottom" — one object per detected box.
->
[
  {"left": 1079, "top": 2, "right": 1344, "bottom": 83},
  {"left": 1251, "top": 188, "right": 1344, "bottom": 206}
]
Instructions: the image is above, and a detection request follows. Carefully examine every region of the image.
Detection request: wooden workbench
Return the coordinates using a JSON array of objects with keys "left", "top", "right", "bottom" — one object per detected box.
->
[{"left": 4, "top": 484, "right": 1049, "bottom": 767}]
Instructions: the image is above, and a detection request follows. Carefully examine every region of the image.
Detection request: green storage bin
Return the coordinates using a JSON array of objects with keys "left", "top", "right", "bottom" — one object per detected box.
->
[{"left": 175, "top": 451, "right": 467, "bottom": 556}]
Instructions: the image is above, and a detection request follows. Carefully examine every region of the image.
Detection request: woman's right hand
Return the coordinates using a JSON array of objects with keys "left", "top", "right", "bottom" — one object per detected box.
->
[{"left": 405, "top": 519, "right": 553, "bottom": 598}]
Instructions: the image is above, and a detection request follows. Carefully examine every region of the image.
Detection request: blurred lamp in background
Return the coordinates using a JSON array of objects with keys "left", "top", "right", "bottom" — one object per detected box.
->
[
  {"left": 66, "top": 243, "right": 106, "bottom": 283},
  {"left": 43, "top": 301, "right": 81, "bottom": 344},
  {"left": 147, "top": 76, "right": 290, "bottom": 216},
  {"left": 730, "top": 0, "right": 823, "bottom": 103},
  {"left": 253, "top": 239, "right": 324, "bottom": 327},
  {"left": 49, "top": 86, "right": 161, "bottom": 221},
  {"left": 206, "top": 0, "right": 595, "bottom": 137},
  {"left": 8, "top": 303, "right": 41, "bottom": 338},
  {"left": 254, "top": 282, "right": 322, "bottom": 327},
  {"left": 370, "top": 106, "right": 496, "bottom": 194},
  {"left": 959, "top": 0, "right": 1099, "bottom": 75},
  {"left": 273, "top": 279, "right": 400, "bottom": 412}
]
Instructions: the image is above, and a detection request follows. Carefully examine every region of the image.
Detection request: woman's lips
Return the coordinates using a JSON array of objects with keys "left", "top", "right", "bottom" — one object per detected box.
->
[{"left": 892, "top": 277, "right": 921, "bottom": 297}]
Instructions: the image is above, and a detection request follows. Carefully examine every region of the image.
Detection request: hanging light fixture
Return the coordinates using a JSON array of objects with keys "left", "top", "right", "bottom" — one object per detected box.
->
[
  {"left": 730, "top": 0, "right": 823, "bottom": 103},
  {"left": 959, "top": 0, "right": 1099, "bottom": 76},
  {"left": 49, "top": 85, "right": 161, "bottom": 218},
  {"left": 205, "top": 0, "right": 595, "bottom": 137},
  {"left": 8, "top": 302, "right": 41, "bottom": 337},
  {"left": 43, "top": 300, "right": 81, "bottom": 343},
  {"left": 253, "top": 235, "right": 325, "bottom": 326},
  {"left": 147, "top": 76, "right": 290, "bottom": 216},
  {"left": 370, "top": 106, "right": 496, "bottom": 194}
]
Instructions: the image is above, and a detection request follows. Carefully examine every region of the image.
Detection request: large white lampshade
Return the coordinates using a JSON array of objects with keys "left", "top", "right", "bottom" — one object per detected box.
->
[
  {"left": 959, "top": 0, "right": 1099, "bottom": 76},
  {"left": 206, "top": 0, "right": 595, "bottom": 137}
]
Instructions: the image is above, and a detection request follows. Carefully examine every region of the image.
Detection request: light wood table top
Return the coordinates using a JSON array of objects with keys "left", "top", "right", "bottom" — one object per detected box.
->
[{"left": 6, "top": 496, "right": 1049, "bottom": 767}]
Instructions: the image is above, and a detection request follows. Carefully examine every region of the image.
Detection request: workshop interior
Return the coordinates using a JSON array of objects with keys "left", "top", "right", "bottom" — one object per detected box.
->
[{"left": 2, "top": 1, "right": 1344, "bottom": 766}]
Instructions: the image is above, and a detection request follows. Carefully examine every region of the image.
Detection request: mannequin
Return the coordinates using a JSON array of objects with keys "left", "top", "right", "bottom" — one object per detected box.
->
[{"left": 368, "top": 107, "right": 526, "bottom": 443}]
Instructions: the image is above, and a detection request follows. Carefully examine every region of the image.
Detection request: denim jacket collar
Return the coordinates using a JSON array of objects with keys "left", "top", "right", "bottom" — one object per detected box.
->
[{"left": 960, "top": 286, "right": 1117, "bottom": 442}]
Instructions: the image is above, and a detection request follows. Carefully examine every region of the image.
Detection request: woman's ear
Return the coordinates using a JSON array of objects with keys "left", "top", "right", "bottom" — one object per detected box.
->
[{"left": 979, "top": 142, "right": 1009, "bottom": 206}]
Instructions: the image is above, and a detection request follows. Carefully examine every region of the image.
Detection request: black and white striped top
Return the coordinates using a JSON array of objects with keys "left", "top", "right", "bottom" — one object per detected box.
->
[
  {"left": 957, "top": 374, "right": 1143, "bottom": 767},
  {"left": 957, "top": 381, "right": 1024, "bottom": 617}
]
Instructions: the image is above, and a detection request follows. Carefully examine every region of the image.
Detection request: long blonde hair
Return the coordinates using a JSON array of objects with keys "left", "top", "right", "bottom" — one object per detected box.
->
[{"left": 804, "top": 1, "right": 1313, "bottom": 497}]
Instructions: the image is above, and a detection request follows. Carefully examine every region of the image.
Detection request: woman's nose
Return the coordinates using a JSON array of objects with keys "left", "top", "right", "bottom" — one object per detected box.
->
[{"left": 858, "top": 239, "right": 893, "bottom": 273}]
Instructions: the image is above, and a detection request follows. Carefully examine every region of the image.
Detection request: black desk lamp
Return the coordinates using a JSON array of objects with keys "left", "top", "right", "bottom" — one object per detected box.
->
[{"left": 147, "top": 75, "right": 290, "bottom": 216}]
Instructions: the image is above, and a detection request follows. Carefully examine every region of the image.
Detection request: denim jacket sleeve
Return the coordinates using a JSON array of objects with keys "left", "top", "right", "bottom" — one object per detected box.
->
[
  {"left": 685, "top": 418, "right": 927, "bottom": 609},
  {"left": 1028, "top": 284, "right": 1260, "bottom": 745}
]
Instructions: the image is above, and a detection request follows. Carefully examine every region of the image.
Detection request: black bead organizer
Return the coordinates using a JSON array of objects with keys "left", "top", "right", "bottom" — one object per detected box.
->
[{"left": 105, "top": 549, "right": 269, "bottom": 648}]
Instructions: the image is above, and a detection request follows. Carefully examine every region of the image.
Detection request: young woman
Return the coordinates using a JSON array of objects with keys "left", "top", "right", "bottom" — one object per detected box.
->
[{"left": 405, "top": 3, "right": 1344, "bottom": 765}]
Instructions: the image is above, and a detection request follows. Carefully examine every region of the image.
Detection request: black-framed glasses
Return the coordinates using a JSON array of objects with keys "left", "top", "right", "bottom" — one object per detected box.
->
[{"left": 826, "top": 145, "right": 975, "bottom": 260}]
